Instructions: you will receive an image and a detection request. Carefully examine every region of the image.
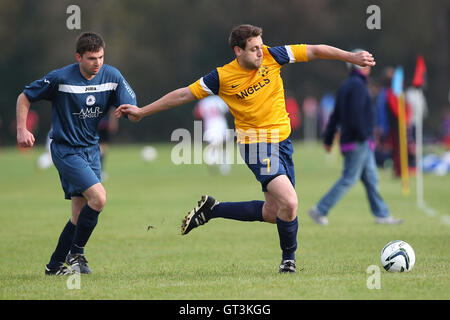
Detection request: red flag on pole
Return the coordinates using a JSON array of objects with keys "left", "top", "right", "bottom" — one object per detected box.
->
[{"left": 412, "top": 55, "right": 426, "bottom": 88}]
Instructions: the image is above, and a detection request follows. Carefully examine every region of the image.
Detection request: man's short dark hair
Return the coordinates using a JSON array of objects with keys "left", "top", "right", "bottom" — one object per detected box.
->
[
  {"left": 76, "top": 32, "right": 105, "bottom": 56},
  {"left": 228, "top": 24, "right": 263, "bottom": 50}
]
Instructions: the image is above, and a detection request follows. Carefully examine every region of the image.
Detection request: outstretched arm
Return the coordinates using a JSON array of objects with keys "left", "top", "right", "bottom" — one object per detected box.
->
[
  {"left": 115, "top": 87, "right": 196, "bottom": 122},
  {"left": 306, "top": 45, "right": 375, "bottom": 67},
  {"left": 16, "top": 92, "right": 35, "bottom": 148}
]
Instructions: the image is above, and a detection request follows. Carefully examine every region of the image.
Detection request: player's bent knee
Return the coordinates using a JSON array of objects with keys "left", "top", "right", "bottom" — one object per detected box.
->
[
  {"left": 279, "top": 197, "right": 298, "bottom": 221},
  {"left": 83, "top": 183, "right": 107, "bottom": 211},
  {"left": 93, "top": 193, "right": 106, "bottom": 211},
  {"left": 284, "top": 197, "right": 298, "bottom": 212},
  {"left": 263, "top": 202, "right": 278, "bottom": 223},
  {"left": 264, "top": 201, "right": 278, "bottom": 214},
  {"left": 88, "top": 191, "right": 107, "bottom": 212}
]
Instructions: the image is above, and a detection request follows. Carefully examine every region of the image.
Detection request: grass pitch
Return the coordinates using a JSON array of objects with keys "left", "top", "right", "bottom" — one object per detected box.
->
[{"left": 0, "top": 143, "right": 449, "bottom": 300}]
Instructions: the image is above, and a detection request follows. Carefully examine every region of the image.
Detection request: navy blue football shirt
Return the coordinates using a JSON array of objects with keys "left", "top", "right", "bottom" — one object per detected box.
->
[{"left": 24, "top": 63, "right": 136, "bottom": 147}]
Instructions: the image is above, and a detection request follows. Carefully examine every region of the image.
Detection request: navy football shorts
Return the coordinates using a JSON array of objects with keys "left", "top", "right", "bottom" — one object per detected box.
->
[
  {"left": 239, "top": 138, "right": 295, "bottom": 192},
  {"left": 50, "top": 142, "right": 102, "bottom": 200}
]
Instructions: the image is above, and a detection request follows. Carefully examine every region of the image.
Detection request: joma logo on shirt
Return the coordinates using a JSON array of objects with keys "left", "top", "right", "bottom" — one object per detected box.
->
[
  {"left": 85, "top": 86, "right": 97, "bottom": 91},
  {"left": 73, "top": 107, "right": 103, "bottom": 119},
  {"left": 235, "top": 78, "right": 270, "bottom": 100}
]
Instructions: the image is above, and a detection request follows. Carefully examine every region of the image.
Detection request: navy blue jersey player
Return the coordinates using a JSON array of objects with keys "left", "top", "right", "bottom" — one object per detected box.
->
[{"left": 16, "top": 32, "right": 137, "bottom": 275}]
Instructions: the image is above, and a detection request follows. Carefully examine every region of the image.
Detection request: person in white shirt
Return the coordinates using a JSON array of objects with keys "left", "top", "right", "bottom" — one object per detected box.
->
[{"left": 194, "top": 95, "right": 231, "bottom": 175}]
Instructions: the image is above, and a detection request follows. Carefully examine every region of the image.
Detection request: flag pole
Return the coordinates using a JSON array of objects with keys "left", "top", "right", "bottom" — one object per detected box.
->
[
  {"left": 415, "top": 100, "right": 424, "bottom": 207},
  {"left": 397, "top": 93, "right": 410, "bottom": 195}
]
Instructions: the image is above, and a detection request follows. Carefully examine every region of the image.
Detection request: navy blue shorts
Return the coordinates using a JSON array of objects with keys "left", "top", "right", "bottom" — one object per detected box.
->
[
  {"left": 239, "top": 138, "right": 295, "bottom": 192},
  {"left": 50, "top": 142, "right": 102, "bottom": 200}
]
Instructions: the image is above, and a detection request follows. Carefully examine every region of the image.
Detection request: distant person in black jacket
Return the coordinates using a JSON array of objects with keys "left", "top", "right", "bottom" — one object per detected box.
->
[{"left": 308, "top": 49, "right": 403, "bottom": 225}]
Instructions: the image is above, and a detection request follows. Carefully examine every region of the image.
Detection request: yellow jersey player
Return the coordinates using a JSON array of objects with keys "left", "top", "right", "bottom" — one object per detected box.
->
[{"left": 115, "top": 24, "right": 375, "bottom": 273}]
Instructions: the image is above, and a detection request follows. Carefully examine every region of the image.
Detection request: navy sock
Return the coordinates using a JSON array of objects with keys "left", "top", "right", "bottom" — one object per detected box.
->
[
  {"left": 276, "top": 216, "right": 298, "bottom": 261},
  {"left": 47, "top": 220, "right": 76, "bottom": 269},
  {"left": 211, "top": 201, "right": 264, "bottom": 222},
  {"left": 70, "top": 205, "right": 101, "bottom": 255}
]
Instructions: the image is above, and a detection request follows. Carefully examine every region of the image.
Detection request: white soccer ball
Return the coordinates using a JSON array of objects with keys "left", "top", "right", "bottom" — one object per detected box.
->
[
  {"left": 141, "top": 146, "right": 157, "bottom": 162},
  {"left": 380, "top": 240, "right": 415, "bottom": 272},
  {"left": 37, "top": 153, "right": 53, "bottom": 169}
]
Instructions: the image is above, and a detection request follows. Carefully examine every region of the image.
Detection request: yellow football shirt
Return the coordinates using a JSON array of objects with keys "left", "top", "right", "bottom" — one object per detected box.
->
[{"left": 189, "top": 44, "right": 308, "bottom": 143}]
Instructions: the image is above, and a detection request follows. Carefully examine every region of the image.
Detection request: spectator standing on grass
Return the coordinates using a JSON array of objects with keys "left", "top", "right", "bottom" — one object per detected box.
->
[
  {"left": 194, "top": 95, "right": 232, "bottom": 175},
  {"left": 309, "top": 50, "right": 403, "bottom": 226}
]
